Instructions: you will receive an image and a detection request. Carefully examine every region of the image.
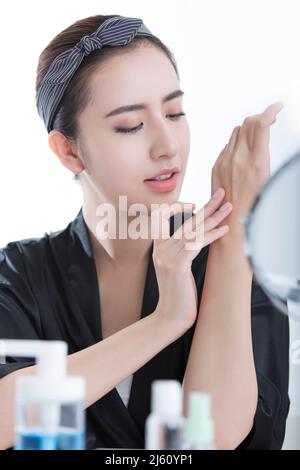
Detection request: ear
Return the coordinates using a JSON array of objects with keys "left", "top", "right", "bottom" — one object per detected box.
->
[{"left": 48, "top": 130, "right": 85, "bottom": 175}]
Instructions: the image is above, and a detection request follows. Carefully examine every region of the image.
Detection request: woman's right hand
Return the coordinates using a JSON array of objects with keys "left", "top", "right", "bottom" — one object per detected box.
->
[{"left": 152, "top": 187, "right": 233, "bottom": 332}]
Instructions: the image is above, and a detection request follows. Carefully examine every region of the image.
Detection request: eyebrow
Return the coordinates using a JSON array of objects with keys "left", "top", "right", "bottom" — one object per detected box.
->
[{"left": 103, "top": 89, "right": 185, "bottom": 118}]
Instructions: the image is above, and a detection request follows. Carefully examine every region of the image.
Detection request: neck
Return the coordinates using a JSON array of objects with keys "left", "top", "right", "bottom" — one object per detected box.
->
[
  {"left": 82, "top": 197, "right": 154, "bottom": 268},
  {"left": 79, "top": 170, "right": 164, "bottom": 266}
]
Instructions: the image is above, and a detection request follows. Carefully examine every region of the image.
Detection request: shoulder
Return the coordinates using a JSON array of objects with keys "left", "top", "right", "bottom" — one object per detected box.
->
[
  {"left": 0, "top": 236, "right": 44, "bottom": 288},
  {"left": 0, "top": 222, "right": 74, "bottom": 287}
]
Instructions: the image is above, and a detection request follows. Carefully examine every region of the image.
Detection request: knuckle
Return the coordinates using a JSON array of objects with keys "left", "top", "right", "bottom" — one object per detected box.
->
[
  {"left": 256, "top": 118, "right": 266, "bottom": 128},
  {"left": 242, "top": 116, "right": 253, "bottom": 127},
  {"left": 213, "top": 158, "right": 222, "bottom": 170},
  {"left": 211, "top": 165, "right": 218, "bottom": 175}
]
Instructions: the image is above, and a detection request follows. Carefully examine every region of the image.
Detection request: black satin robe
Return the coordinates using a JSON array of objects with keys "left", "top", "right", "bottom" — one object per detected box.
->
[{"left": 0, "top": 208, "right": 290, "bottom": 449}]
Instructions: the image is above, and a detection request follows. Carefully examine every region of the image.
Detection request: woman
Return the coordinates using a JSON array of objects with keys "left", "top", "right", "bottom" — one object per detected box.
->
[{"left": 0, "top": 14, "right": 289, "bottom": 450}]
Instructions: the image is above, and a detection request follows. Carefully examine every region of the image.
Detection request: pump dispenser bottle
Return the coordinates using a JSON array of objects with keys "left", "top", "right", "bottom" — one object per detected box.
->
[
  {"left": 145, "top": 380, "right": 184, "bottom": 450},
  {"left": 1, "top": 339, "right": 85, "bottom": 450}
]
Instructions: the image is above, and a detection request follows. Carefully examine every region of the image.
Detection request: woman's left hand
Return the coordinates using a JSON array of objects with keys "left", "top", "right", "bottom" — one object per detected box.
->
[{"left": 211, "top": 102, "right": 284, "bottom": 234}]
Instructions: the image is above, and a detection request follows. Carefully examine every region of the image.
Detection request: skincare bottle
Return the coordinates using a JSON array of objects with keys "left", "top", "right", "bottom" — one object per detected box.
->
[
  {"left": 145, "top": 380, "right": 184, "bottom": 450},
  {"left": 182, "top": 391, "right": 216, "bottom": 450},
  {"left": 1, "top": 339, "right": 85, "bottom": 450}
]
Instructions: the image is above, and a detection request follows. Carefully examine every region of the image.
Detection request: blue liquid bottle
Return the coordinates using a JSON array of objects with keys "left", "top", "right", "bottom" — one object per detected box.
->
[{"left": 1, "top": 340, "right": 86, "bottom": 450}]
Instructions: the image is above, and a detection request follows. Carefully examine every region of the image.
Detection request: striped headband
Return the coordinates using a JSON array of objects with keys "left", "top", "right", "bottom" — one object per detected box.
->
[{"left": 36, "top": 16, "right": 155, "bottom": 133}]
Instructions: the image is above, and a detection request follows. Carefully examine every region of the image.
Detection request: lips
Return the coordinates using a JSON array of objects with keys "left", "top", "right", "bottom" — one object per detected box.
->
[
  {"left": 145, "top": 167, "right": 179, "bottom": 181},
  {"left": 144, "top": 172, "right": 179, "bottom": 193},
  {"left": 146, "top": 172, "right": 174, "bottom": 181}
]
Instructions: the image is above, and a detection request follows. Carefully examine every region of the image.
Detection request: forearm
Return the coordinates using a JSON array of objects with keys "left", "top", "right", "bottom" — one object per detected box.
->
[
  {"left": 67, "top": 310, "right": 182, "bottom": 407},
  {"left": 183, "top": 232, "right": 257, "bottom": 449},
  {"left": 0, "top": 309, "right": 182, "bottom": 449}
]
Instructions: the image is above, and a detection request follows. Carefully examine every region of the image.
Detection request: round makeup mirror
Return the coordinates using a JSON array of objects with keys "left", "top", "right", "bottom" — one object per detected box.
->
[{"left": 243, "top": 152, "right": 300, "bottom": 320}]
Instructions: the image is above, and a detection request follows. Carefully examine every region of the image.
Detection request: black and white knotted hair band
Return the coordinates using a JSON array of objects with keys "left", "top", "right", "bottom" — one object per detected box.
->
[{"left": 36, "top": 16, "right": 155, "bottom": 133}]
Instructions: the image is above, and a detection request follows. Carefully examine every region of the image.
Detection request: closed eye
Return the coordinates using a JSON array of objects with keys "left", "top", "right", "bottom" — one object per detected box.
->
[{"left": 114, "top": 112, "right": 186, "bottom": 134}]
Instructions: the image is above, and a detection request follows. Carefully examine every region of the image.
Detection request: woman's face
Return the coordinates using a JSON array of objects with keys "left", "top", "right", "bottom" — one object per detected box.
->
[{"left": 76, "top": 43, "right": 190, "bottom": 212}]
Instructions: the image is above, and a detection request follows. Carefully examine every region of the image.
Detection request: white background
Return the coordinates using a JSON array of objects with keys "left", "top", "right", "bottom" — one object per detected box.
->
[{"left": 0, "top": 0, "right": 299, "bottom": 449}]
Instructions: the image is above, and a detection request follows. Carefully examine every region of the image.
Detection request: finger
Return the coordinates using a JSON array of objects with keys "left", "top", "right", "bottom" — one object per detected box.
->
[
  {"left": 151, "top": 201, "right": 195, "bottom": 220},
  {"left": 203, "top": 225, "right": 229, "bottom": 245},
  {"left": 239, "top": 102, "right": 283, "bottom": 150},
  {"left": 181, "top": 225, "right": 229, "bottom": 251},
  {"left": 227, "top": 126, "right": 241, "bottom": 153},
  {"left": 250, "top": 102, "right": 283, "bottom": 128},
  {"left": 251, "top": 119, "right": 270, "bottom": 157},
  {"left": 200, "top": 188, "right": 227, "bottom": 219},
  {"left": 252, "top": 102, "right": 283, "bottom": 132},
  {"left": 250, "top": 102, "right": 283, "bottom": 156},
  {"left": 182, "top": 201, "right": 232, "bottom": 239},
  {"left": 261, "top": 101, "right": 284, "bottom": 125},
  {"left": 214, "top": 143, "right": 229, "bottom": 166},
  {"left": 239, "top": 115, "right": 256, "bottom": 150},
  {"left": 175, "top": 188, "right": 226, "bottom": 236},
  {"left": 151, "top": 201, "right": 195, "bottom": 240},
  {"left": 202, "top": 201, "right": 232, "bottom": 232}
]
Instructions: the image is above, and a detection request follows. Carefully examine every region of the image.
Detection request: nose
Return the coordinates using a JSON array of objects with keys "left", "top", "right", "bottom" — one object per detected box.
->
[{"left": 149, "top": 118, "right": 178, "bottom": 161}]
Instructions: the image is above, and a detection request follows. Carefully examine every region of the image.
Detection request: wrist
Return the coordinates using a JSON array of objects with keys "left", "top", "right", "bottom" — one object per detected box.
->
[
  {"left": 223, "top": 212, "right": 246, "bottom": 239},
  {"left": 209, "top": 230, "right": 254, "bottom": 279},
  {"left": 152, "top": 305, "right": 192, "bottom": 340}
]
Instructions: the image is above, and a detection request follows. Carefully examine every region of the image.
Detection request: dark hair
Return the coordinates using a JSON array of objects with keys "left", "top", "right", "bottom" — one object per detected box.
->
[{"left": 35, "top": 14, "right": 179, "bottom": 143}]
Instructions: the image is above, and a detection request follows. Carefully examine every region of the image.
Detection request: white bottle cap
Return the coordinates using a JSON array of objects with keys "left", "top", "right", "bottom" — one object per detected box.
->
[
  {"left": 0, "top": 340, "right": 85, "bottom": 429},
  {"left": 1, "top": 339, "right": 85, "bottom": 402},
  {"left": 151, "top": 380, "right": 182, "bottom": 416}
]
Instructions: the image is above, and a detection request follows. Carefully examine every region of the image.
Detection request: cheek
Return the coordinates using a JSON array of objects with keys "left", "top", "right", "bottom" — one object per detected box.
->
[
  {"left": 94, "top": 149, "right": 141, "bottom": 193},
  {"left": 108, "top": 142, "right": 144, "bottom": 179}
]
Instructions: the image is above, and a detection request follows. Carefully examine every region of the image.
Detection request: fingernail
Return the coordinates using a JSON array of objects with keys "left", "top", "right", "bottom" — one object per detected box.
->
[
  {"left": 212, "top": 188, "right": 223, "bottom": 199},
  {"left": 275, "top": 101, "right": 284, "bottom": 110},
  {"left": 219, "top": 225, "right": 229, "bottom": 232},
  {"left": 220, "top": 202, "right": 231, "bottom": 212}
]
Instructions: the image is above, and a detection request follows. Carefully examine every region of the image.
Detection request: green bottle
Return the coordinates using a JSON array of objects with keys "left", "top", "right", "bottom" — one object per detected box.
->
[{"left": 183, "top": 392, "right": 216, "bottom": 450}]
